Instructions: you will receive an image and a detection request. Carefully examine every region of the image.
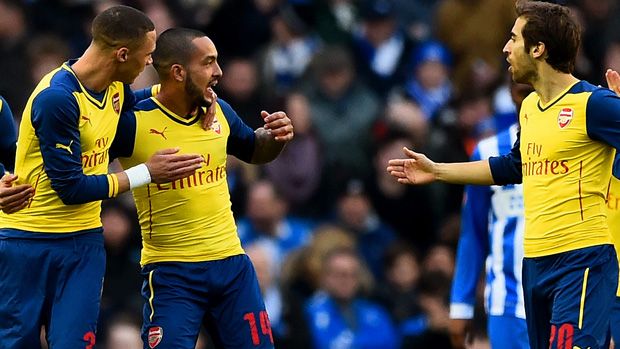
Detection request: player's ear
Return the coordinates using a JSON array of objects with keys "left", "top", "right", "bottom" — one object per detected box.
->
[
  {"left": 171, "top": 64, "right": 185, "bottom": 82},
  {"left": 531, "top": 42, "right": 545, "bottom": 59},
  {"left": 116, "top": 47, "right": 129, "bottom": 63}
]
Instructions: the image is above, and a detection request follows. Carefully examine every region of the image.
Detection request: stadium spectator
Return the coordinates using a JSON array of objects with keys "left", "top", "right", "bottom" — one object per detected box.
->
[
  {"left": 264, "top": 92, "right": 322, "bottom": 215},
  {"left": 238, "top": 179, "right": 313, "bottom": 266},
  {"left": 305, "top": 247, "right": 399, "bottom": 349}
]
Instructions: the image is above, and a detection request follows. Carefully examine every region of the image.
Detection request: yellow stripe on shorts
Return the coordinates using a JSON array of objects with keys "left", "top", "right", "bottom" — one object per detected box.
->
[{"left": 578, "top": 267, "right": 590, "bottom": 329}]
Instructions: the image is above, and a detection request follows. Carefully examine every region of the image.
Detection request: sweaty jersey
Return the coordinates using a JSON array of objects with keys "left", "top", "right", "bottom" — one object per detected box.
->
[
  {"left": 490, "top": 81, "right": 620, "bottom": 257},
  {"left": 0, "top": 60, "right": 138, "bottom": 234},
  {"left": 451, "top": 124, "right": 526, "bottom": 320},
  {"left": 112, "top": 97, "right": 255, "bottom": 265}
]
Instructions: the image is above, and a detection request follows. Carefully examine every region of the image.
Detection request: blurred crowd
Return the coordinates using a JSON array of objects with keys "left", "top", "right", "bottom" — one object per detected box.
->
[{"left": 2, "top": 0, "right": 620, "bottom": 348}]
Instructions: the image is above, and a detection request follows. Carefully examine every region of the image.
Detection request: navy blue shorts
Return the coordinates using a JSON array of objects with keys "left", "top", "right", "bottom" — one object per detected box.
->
[
  {"left": 140, "top": 254, "right": 273, "bottom": 349},
  {"left": 0, "top": 231, "right": 106, "bottom": 349},
  {"left": 522, "top": 244, "right": 618, "bottom": 349}
]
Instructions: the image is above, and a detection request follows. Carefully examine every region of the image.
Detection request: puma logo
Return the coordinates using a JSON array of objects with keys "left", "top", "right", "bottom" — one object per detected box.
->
[
  {"left": 81, "top": 115, "right": 92, "bottom": 126},
  {"left": 149, "top": 127, "right": 167, "bottom": 140},
  {"left": 55, "top": 140, "right": 73, "bottom": 155}
]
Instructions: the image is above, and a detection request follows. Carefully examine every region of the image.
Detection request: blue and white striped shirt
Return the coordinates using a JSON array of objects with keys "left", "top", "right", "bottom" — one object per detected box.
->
[{"left": 450, "top": 124, "right": 526, "bottom": 320}]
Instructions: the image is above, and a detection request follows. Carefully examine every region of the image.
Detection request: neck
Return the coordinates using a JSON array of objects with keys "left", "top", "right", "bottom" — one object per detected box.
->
[
  {"left": 156, "top": 85, "right": 198, "bottom": 118},
  {"left": 531, "top": 65, "right": 579, "bottom": 105},
  {"left": 71, "top": 44, "right": 116, "bottom": 92}
]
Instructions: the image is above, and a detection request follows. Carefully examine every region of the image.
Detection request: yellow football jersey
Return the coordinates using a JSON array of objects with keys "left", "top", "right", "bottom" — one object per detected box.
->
[
  {"left": 115, "top": 97, "right": 255, "bottom": 265},
  {"left": 0, "top": 61, "right": 130, "bottom": 233},
  {"left": 518, "top": 81, "right": 615, "bottom": 257}
]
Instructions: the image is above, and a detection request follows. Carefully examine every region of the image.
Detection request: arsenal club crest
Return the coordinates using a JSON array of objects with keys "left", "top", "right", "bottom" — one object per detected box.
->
[
  {"left": 112, "top": 92, "right": 121, "bottom": 114},
  {"left": 557, "top": 108, "right": 573, "bottom": 128},
  {"left": 148, "top": 326, "right": 163, "bottom": 348}
]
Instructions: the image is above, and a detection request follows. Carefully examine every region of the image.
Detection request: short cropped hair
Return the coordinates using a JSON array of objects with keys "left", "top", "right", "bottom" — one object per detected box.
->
[
  {"left": 516, "top": 0, "right": 580, "bottom": 74},
  {"left": 152, "top": 28, "right": 207, "bottom": 79},
  {"left": 92, "top": 5, "right": 154, "bottom": 49}
]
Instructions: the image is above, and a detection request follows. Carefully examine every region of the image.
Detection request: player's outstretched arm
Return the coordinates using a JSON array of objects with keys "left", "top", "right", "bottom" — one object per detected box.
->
[
  {"left": 251, "top": 110, "right": 294, "bottom": 164},
  {"left": 0, "top": 174, "right": 34, "bottom": 214},
  {"left": 386, "top": 147, "right": 495, "bottom": 185}
]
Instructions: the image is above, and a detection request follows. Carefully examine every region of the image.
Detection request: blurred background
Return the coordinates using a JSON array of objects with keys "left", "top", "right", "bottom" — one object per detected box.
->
[{"left": 2, "top": 0, "right": 620, "bottom": 348}]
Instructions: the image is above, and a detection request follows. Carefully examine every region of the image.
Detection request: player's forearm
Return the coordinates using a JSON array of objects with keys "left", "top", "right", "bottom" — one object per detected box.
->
[
  {"left": 250, "top": 128, "right": 286, "bottom": 164},
  {"left": 435, "top": 160, "right": 495, "bottom": 185},
  {"left": 112, "top": 163, "right": 153, "bottom": 194},
  {"left": 51, "top": 173, "right": 119, "bottom": 205}
]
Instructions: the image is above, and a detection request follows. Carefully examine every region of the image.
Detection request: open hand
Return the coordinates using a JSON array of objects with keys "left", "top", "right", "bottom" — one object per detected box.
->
[
  {"left": 386, "top": 147, "right": 437, "bottom": 185},
  {"left": 261, "top": 110, "right": 294, "bottom": 142},
  {"left": 201, "top": 88, "right": 218, "bottom": 130},
  {"left": 606, "top": 69, "right": 620, "bottom": 96},
  {"left": 146, "top": 148, "right": 204, "bottom": 184}
]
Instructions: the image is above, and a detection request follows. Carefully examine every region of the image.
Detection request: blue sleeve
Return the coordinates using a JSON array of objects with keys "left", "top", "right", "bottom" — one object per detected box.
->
[
  {"left": 110, "top": 110, "right": 137, "bottom": 160},
  {"left": 31, "top": 88, "right": 111, "bottom": 204},
  {"left": 488, "top": 130, "right": 522, "bottom": 185},
  {"left": 131, "top": 86, "right": 155, "bottom": 104},
  {"left": 450, "top": 147, "right": 491, "bottom": 315},
  {"left": 585, "top": 88, "right": 620, "bottom": 178},
  {"left": 218, "top": 99, "right": 256, "bottom": 162},
  {"left": 0, "top": 96, "right": 17, "bottom": 173},
  {"left": 121, "top": 83, "right": 137, "bottom": 112}
]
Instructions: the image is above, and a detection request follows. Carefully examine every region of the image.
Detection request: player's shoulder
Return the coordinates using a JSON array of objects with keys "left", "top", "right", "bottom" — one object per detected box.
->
[
  {"left": 134, "top": 97, "right": 158, "bottom": 113},
  {"left": 521, "top": 90, "right": 538, "bottom": 106},
  {"left": 216, "top": 98, "right": 236, "bottom": 118},
  {"left": 32, "top": 64, "right": 81, "bottom": 105},
  {"left": 45, "top": 64, "right": 81, "bottom": 93},
  {"left": 32, "top": 85, "right": 80, "bottom": 114},
  {"left": 568, "top": 80, "right": 605, "bottom": 95},
  {"left": 573, "top": 80, "right": 620, "bottom": 112}
]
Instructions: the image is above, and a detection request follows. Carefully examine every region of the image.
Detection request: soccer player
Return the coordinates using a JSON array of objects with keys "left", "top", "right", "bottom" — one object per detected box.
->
[
  {"left": 110, "top": 28, "right": 293, "bottom": 349},
  {"left": 387, "top": 2, "right": 620, "bottom": 348},
  {"left": 449, "top": 83, "right": 532, "bottom": 349},
  {"left": 0, "top": 7, "right": 203, "bottom": 348}
]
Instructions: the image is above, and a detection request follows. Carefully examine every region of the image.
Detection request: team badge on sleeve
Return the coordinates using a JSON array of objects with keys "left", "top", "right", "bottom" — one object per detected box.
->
[
  {"left": 112, "top": 93, "right": 121, "bottom": 114},
  {"left": 557, "top": 108, "right": 573, "bottom": 128},
  {"left": 148, "top": 326, "right": 163, "bottom": 348}
]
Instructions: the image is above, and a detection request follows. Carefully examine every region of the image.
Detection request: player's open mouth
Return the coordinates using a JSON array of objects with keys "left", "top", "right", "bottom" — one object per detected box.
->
[{"left": 206, "top": 81, "right": 218, "bottom": 92}]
